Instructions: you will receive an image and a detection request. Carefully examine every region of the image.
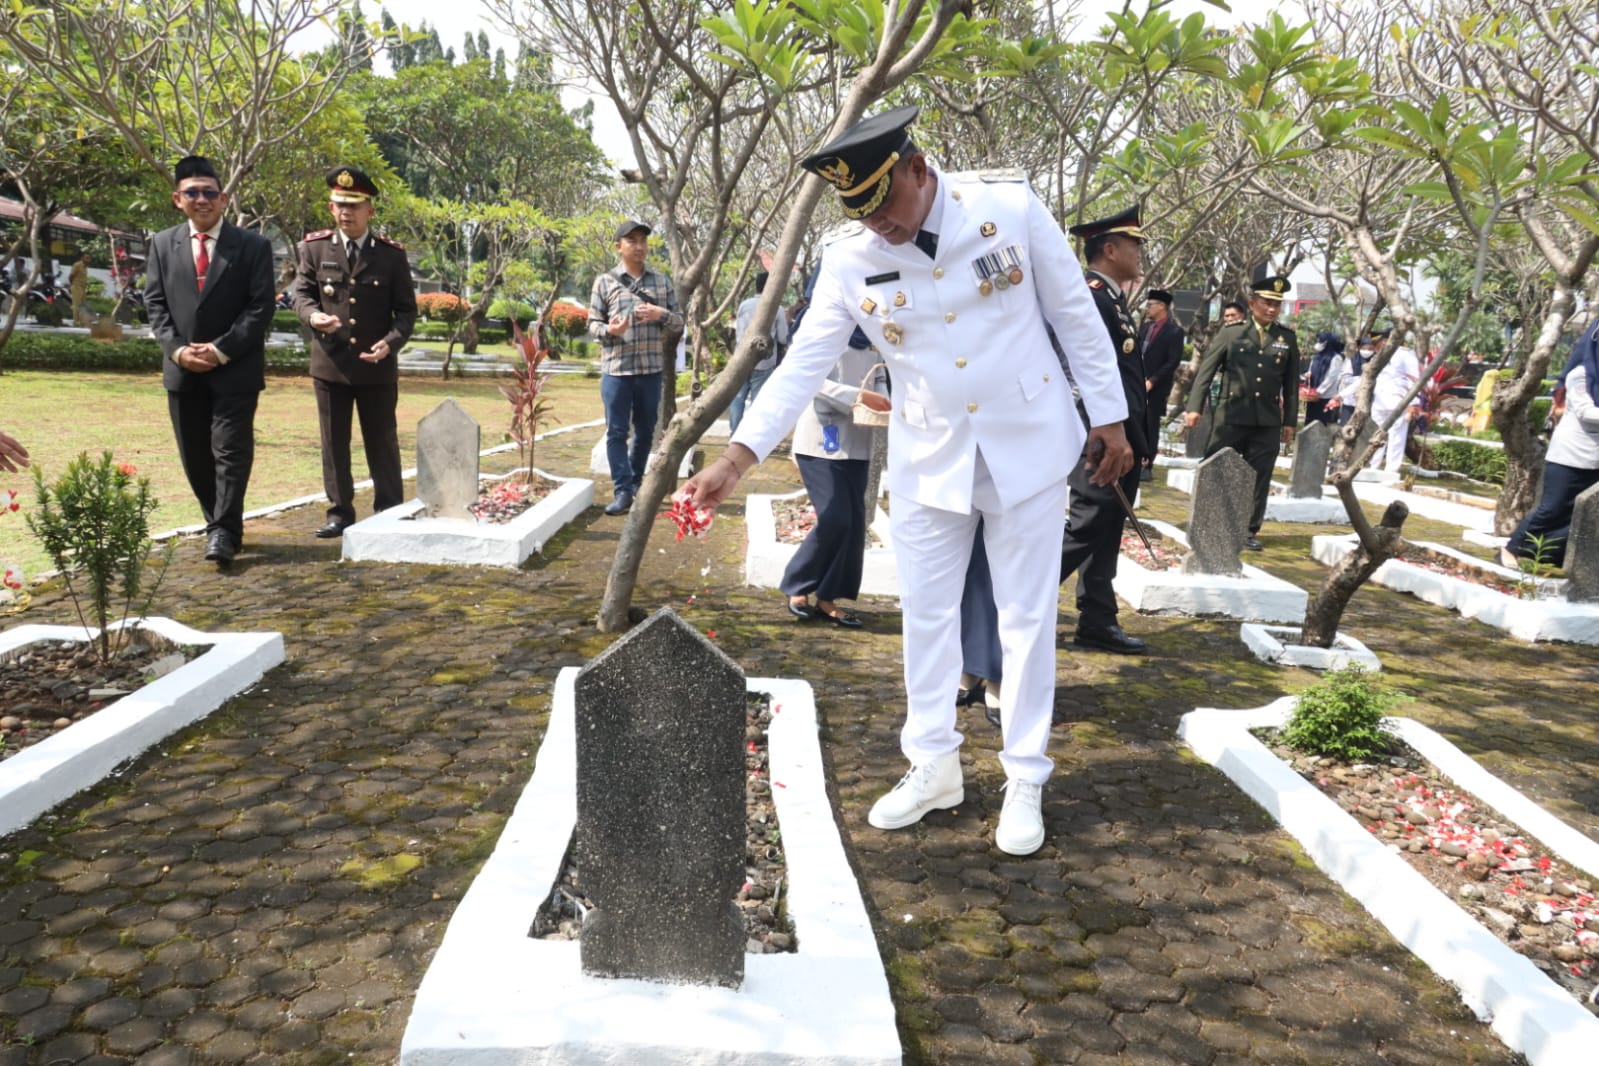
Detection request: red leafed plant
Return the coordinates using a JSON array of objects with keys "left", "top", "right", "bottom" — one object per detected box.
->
[
  {"left": 662, "top": 490, "right": 713, "bottom": 541},
  {"left": 501, "top": 319, "right": 557, "bottom": 484},
  {"left": 416, "top": 291, "right": 469, "bottom": 323}
]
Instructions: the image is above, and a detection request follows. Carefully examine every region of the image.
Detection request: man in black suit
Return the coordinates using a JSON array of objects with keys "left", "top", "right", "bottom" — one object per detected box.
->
[
  {"left": 1139, "top": 288, "right": 1185, "bottom": 480},
  {"left": 145, "top": 155, "right": 275, "bottom": 565},
  {"left": 292, "top": 166, "right": 416, "bottom": 538}
]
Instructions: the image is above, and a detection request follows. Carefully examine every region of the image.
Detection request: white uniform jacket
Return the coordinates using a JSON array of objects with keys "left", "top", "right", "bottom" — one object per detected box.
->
[{"left": 733, "top": 170, "right": 1127, "bottom": 514}]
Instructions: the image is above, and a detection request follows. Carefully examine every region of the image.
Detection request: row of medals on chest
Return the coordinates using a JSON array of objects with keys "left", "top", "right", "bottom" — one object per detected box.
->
[{"left": 859, "top": 235, "right": 1024, "bottom": 346}]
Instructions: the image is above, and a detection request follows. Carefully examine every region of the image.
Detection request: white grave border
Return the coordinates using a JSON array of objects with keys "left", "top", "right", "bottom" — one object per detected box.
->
[
  {"left": 400, "top": 669, "right": 900, "bottom": 1066},
  {"left": 0, "top": 618, "right": 285, "bottom": 838},
  {"left": 1179, "top": 698, "right": 1599, "bottom": 1066}
]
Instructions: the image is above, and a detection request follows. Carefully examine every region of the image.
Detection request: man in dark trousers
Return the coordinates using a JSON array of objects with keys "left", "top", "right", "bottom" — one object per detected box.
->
[
  {"left": 293, "top": 166, "right": 416, "bottom": 538},
  {"left": 957, "top": 204, "right": 1154, "bottom": 730},
  {"left": 1184, "top": 276, "right": 1300, "bottom": 551},
  {"left": 1139, "top": 287, "right": 1185, "bottom": 479},
  {"left": 145, "top": 155, "right": 275, "bottom": 565}
]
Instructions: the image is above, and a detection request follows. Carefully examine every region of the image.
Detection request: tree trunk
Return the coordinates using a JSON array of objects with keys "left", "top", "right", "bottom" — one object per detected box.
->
[
  {"left": 1490, "top": 277, "right": 1577, "bottom": 534},
  {"left": 863, "top": 427, "right": 887, "bottom": 525},
  {"left": 462, "top": 311, "right": 482, "bottom": 355},
  {"left": 1300, "top": 499, "right": 1409, "bottom": 647}
]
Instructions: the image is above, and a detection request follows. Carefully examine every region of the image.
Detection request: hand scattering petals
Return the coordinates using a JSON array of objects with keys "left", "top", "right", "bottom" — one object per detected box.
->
[{"left": 662, "top": 491, "right": 714, "bottom": 541}]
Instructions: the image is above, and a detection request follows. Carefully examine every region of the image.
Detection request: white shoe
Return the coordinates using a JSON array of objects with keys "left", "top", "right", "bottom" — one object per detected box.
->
[
  {"left": 984, "top": 678, "right": 1002, "bottom": 713},
  {"left": 867, "top": 753, "right": 964, "bottom": 830},
  {"left": 995, "top": 779, "right": 1045, "bottom": 856}
]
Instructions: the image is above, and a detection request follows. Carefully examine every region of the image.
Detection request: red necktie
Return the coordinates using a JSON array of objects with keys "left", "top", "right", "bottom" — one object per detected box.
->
[{"left": 195, "top": 233, "right": 209, "bottom": 292}]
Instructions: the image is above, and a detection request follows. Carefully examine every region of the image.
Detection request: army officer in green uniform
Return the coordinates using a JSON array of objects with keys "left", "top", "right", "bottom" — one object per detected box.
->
[{"left": 1183, "top": 276, "right": 1300, "bottom": 550}]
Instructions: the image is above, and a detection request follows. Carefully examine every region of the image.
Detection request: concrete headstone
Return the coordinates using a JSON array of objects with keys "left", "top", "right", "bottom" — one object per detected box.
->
[
  {"left": 1184, "top": 448, "right": 1255, "bottom": 576},
  {"left": 1290, "top": 421, "right": 1333, "bottom": 499},
  {"left": 1565, "top": 483, "right": 1599, "bottom": 602},
  {"left": 574, "top": 608, "right": 746, "bottom": 988},
  {"left": 416, "top": 398, "right": 480, "bottom": 520}
]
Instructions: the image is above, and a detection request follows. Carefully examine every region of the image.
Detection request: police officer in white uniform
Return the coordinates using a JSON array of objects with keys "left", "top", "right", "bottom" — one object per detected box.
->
[{"left": 680, "top": 106, "right": 1131, "bottom": 856}]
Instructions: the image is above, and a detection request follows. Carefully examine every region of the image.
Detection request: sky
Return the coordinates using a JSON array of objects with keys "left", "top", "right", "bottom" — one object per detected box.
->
[{"left": 310, "top": 0, "right": 1287, "bottom": 172}]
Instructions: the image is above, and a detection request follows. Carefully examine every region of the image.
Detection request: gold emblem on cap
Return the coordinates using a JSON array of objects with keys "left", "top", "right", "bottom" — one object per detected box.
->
[
  {"left": 860, "top": 297, "right": 877, "bottom": 315},
  {"left": 980, "top": 222, "right": 996, "bottom": 237},
  {"left": 816, "top": 158, "right": 853, "bottom": 190},
  {"left": 336, "top": 170, "right": 355, "bottom": 189},
  {"left": 1272, "top": 278, "right": 1285, "bottom": 292},
  {"left": 893, "top": 291, "right": 906, "bottom": 308}
]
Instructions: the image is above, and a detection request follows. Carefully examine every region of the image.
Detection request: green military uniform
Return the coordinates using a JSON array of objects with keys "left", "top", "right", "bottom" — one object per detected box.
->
[{"left": 1185, "top": 280, "right": 1300, "bottom": 535}]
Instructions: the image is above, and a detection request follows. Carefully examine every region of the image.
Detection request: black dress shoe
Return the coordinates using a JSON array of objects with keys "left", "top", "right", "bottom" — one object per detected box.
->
[
  {"left": 984, "top": 702, "right": 1001, "bottom": 729},
  {"left": 1244, "top": 536, "right": 1264, "bottom": 551},
  {"left": 956, "top": 679, "right": 986, "bottom": 707},
  {"left": 1073, "top": 624, "right": 1148, "bottom": 655},
  {"left": 820, "top": 608, "right": 863, "bottom": 628},
  {"left": 204, "top": 530, "right": 235, "bottom": 564},
  {"left": 604, "top": 491, "right": 634, "bottom": 516},
  {"left": 786, "top": 600, "right": 820, "bottom": 620},
  {"left": 315, "top": 520, "right": 349, "bottom": 539},
  {"left": 1140, "top": 466, "right": 1154, "bottom": 482}
]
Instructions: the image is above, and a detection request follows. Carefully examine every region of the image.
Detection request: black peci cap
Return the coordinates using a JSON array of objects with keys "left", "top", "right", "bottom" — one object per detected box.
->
[
  {"left": 1146, "top": 288, "right": 1173, "bottom": 305},
  {"left": 801, "top": 105, "right": 920, "bottom": 220}
]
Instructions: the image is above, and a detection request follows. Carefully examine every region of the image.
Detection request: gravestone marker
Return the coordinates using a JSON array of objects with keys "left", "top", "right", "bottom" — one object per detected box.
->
[
  {"left": 1565, "top": 483, "right": 1599, "bottom": 603},
  {"left": 574, "top": 608, "right": 746, "bottom": 988},
  {"left": 416, "top": 398, "right": 480, "bottom": 520},
  {"left": 1183, "top": 448, "right": 1255, "bottom": 576},
  {"left": 1289, "top": 421, "right": 1333, "bottom": 499},
  {"left": 1185, "top": 407, "right": 1213, "bottom": 459}
]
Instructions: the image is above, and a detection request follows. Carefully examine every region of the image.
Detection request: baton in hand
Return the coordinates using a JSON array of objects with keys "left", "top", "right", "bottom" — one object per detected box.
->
[{"left": 1086, "top": 437, "right": 1158, "bottom": 560}]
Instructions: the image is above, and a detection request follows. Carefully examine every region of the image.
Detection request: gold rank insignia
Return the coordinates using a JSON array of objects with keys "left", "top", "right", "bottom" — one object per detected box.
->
[
  {"left": 883, "top": 322, "right": 904, "bottom": 345},
  {"left": 893, "top": 291, "right": 906, "bottom": 307},
  {"left": 1123, "top": 338, "right": 1135, "bottom": 353},
  {"left": 336, "top": 170, "right": 355, "bottom": 189},
  {"left": 860, "top": 297, "right": 877, "bottom": 315},
  {"left": 980, "top": 222, "right": 996, "bottom": 237}
]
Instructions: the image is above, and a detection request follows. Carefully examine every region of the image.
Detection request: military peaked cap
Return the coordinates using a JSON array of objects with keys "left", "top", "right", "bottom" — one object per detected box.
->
[
  {"left": 802, "top": 105, "right": 919, "bottom": 220},
  {"left": 327, "top": 166, "right": 380, "bottom": 203},
  {"left": 1068, "top": 205, "right": 1144, "bottom": 242}
]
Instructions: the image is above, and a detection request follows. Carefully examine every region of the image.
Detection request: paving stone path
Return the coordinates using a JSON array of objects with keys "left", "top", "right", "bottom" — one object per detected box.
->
[{"left": 3, "top": 436, "right": 1588, "bottom": 1065}]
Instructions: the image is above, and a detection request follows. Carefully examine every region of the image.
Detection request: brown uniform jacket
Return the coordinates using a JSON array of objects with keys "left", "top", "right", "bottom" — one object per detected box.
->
[{"left": 292, "top": 229, "right": 416, "bottom": 386}]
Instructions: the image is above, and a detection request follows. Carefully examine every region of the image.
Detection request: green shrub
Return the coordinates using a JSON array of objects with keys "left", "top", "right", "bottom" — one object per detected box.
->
[
  {"left": 1430, "top": 439, "right": 1507, "bottom": 484},
  {"left": 1282, "top": 666, "right": 1403, "bottom": 761},
  {"left": 0, "top": 332, "right": 309, "bottom": 373},
  {"left": 1530, "top": 398, "right": 1552, "bottom": 431},
  {"left": 26, "top": 452, "right": 173, "bottom": 663},
  {"left": 32, "top": 300, "right": 66, "bottom": 326},
  {"left": 271, "top": 309, "right": 301, "bottom": 333}
]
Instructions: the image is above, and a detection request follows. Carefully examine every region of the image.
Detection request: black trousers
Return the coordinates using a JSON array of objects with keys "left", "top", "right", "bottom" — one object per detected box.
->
[
  {"left": 780, "top": 454, "right": 869, "bottom": 602},
  {"left": 314, "top": 378, "right": 402, "bottom": 524},
  {"left": 168, "top": 388, "right": 257, "bottom": 542},
  {"left": 960, "top": 452, "right": 1144, "bottom": 679},
  {"left": 1205, "top": 422, "right": 1281, "bottom": 533},
  {"left": 1508, "top": 460, "right": 1599, "bottom": 567},
  {"left": 1061, "top": 457, "right": 1144, "bottom": 632}
]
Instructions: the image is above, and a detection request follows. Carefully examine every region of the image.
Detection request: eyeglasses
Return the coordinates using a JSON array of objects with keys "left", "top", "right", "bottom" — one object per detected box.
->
[{"left": 180, "top": 188, "right": 222, "bottom": 201}]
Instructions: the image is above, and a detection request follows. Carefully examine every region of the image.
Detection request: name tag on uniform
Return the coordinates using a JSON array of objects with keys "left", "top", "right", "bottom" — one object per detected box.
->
[{"left": 865, "top": 271, "right": 899, "bottom": 285}]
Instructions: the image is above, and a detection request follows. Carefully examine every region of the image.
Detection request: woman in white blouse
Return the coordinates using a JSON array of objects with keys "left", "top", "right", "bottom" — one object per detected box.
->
[{"left": 1504, "top": 322, "right": 1599, "bottom": 568}]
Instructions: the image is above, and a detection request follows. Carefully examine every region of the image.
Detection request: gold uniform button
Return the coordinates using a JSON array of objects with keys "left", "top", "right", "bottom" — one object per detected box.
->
[
  {"left": 967, "top": 402, "right": 978, "bottom": 413},
  {"left": 1045, "top": 374, "right": 1050, "bottom": 382},
  {"left": 933, "top": 267, "right": 944, "bottom": 279},
  {"left": 349, "top": 318, "right": 358, "bottom": 326},
  {"left": 945, "top": 312, "right": 956, "bottom": 323},
  {"left": 955, "top": 358, "right": 967, "bottom": 368}
]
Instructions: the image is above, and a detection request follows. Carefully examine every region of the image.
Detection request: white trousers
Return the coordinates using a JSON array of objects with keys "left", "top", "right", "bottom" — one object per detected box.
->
[
  {"left": 1371, "top": 405, "right": 1409, "bottom": 473},
  {"left": 888, "top": 451, "right": 1068, "bottom": 785}
]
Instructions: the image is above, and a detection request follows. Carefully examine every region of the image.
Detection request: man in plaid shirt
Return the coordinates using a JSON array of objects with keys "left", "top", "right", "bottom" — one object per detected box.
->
[{"left": 587, "top": 219, "right": 684, "bottom": 515}]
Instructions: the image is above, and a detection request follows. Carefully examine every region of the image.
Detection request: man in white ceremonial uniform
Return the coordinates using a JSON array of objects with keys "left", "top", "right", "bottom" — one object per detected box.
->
[{"left": 679, "top": 106, "right": 1131, "bottom": 856}]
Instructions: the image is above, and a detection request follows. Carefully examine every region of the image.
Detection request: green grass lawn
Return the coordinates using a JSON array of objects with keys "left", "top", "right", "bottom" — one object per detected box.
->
[{"left": 0, "top": 369, "right": 606, "bottom": 579}]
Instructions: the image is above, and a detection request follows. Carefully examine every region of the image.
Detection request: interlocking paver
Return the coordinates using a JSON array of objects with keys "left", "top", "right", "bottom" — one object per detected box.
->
[{"left": 0, "top": 467, "right": 1583, "bottom": 1063}]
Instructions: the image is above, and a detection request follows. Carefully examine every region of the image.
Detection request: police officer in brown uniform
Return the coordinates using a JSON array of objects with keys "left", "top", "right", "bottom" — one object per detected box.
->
[
  {"left": 1183, "top": 275, "right": 1300, "bottom": 550},
  {"left": 293, "top": 166, "right": 417, "bottom": 538}
]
